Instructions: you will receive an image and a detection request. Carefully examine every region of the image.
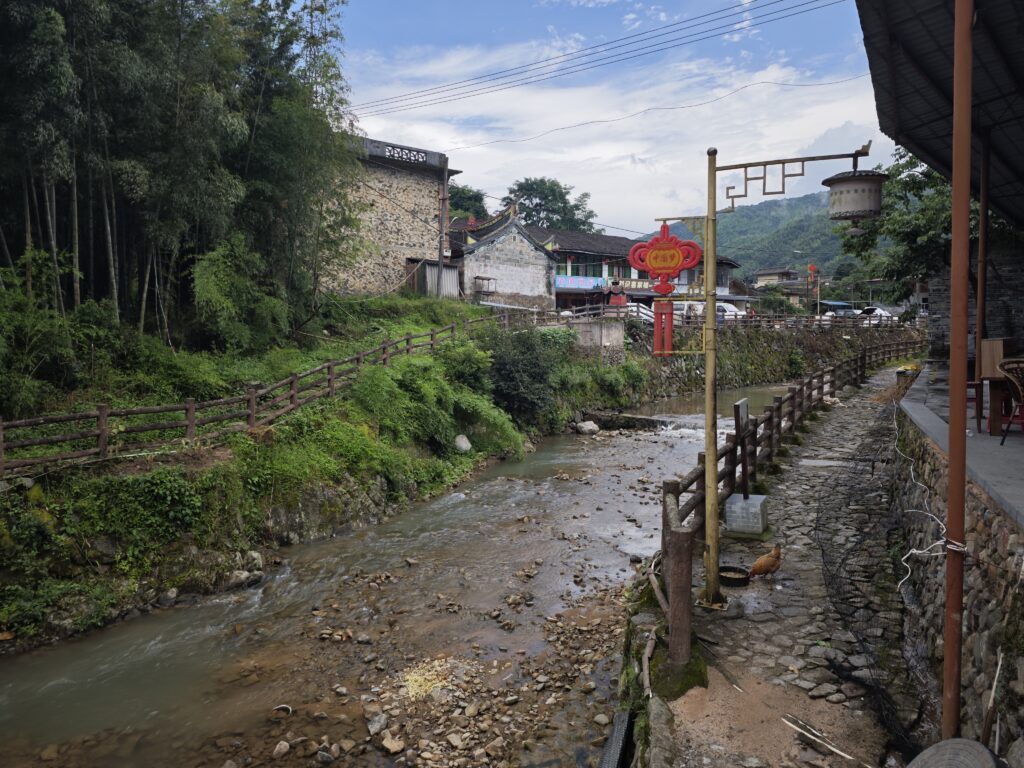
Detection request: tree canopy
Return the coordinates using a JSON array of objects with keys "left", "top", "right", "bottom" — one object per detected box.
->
[
  {"left": 501, "top": 177, "right": 600, "bottom": 233},
  {"left": 0, "top": 0, "right": 361, "bottom": 351},
  {"left": 840, "top": 147, "right": 1022, "bottom": 301},
  {"left": 449, "top": 183, "right": 488, "bottom": 221}
]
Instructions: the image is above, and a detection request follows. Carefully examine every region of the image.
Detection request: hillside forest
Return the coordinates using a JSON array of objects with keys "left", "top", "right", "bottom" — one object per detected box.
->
[{"left": 0, "top": 1, "right": 365, "bottom": 412}]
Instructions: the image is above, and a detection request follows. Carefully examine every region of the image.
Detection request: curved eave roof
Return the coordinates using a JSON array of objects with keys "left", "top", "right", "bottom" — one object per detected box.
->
[{"left": 856, "top": 0, "right": 1024, "bottom": 226}]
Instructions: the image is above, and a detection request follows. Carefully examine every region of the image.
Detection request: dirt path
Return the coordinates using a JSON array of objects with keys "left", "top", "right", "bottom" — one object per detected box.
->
[{"left": 666, "top": 369, "right": 915, "bottom": 768}]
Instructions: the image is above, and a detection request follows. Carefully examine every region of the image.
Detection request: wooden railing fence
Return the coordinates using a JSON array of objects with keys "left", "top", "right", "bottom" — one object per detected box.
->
[
  {"left": 658, "top": 336, "right": 926, "bottom": 665},
  {"left": 0, "top": 309, "right": 917, "bottom": 479},
  {"left": 0, "top": 311, "right": 543, "bottom": 477}
]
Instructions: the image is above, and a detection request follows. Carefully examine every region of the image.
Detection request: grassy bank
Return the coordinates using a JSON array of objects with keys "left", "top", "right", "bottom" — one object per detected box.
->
[
  {"left": 0, "top": 305, "right": 923, "bottom": 649},
  {"left": 0, "top": 318, "right": 651, "bottom": 648}
]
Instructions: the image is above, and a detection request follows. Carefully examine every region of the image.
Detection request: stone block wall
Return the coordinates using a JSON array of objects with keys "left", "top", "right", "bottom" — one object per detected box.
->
[
  {"left": 463, "top": 229, "right": 555, "bottom": 310},
  {"left": 330, "top": 163, "right": 442, "bottom": 295},
  {"left": 568, "top": 319, "right": 625, "bottom": 364},
  {"left": 928, "top": 240, "right": 1024, "bottom": 360},
  {"left": 891, "top": 411, "right": 1024, "bottom": 757}
]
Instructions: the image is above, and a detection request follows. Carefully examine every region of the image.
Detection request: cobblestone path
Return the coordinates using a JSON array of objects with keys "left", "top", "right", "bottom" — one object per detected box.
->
[{"left": 665, "top": 367, "right": 928, "bottom": 768}]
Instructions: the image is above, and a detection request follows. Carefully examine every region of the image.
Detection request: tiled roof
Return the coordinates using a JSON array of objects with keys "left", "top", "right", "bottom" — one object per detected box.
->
[{"left": 524, "top": 226, "right": 638, "bottom": 257}]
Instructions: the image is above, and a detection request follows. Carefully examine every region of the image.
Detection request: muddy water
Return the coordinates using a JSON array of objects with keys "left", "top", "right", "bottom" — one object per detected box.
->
[{"left": 0, "top": 386, "right": 785, "bottom": 767}]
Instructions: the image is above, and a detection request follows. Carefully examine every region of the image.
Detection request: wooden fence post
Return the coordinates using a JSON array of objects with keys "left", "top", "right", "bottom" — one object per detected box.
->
[
  {"left": 430, "top": 329, "right": 437, "bottom": 351},
  {"left": 185, "top": 398, "right": 196, "bottom": 439},
  {"left": 247, "top": 388, "right": 257, "bottom": 428},
  {"left": 382, "top": 342, "right": 390, "bottom": 367},
  {"left": 0, "top": 419, "right": 5, "bottom": 478},
  {"left": 773, "top": 396, "right": 783, "bottom": 452},
  {"left": 747, "top": 416, "right": 759, "bottom": 482},
  {"left": 405, "top": 333, "right": 413, "bottom": 355},
  {"left": 290, "top": 374, "right": 298, "bottom": 407},
  {"left": 660, "top": 479, "right": 692, "bottom": 666},
  {"left": 762, "top": 406, "right": 774, "bottom": 464},
  {"left": 786, "top": 387, "right": 797, "bottom": 433},
  {"left": 724, "top": 434, "right": 737, "bottom": 497},
  {"left": 97, "top": 404, "right": 110, "bottom": 459},
  {"left": 328, "top": 363, "right": 336, "bottom": 397},
  {"left": 357, "top": 352, "right": 364, "bottom": 368}
]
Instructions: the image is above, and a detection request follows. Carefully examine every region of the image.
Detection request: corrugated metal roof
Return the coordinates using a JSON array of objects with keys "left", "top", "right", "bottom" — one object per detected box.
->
[{"left": 856, "top": 0, "right": 1024, "bottom": 225}]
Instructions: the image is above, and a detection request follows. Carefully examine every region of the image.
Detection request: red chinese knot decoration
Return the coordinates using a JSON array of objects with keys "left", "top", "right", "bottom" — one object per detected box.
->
[{"left": 627, "top": 223, "right": 703, "bottom": 296}]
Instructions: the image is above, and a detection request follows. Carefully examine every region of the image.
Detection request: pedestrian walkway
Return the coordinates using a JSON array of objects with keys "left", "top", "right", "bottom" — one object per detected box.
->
[{"left": 662, "top": 367, "right": 925, "bottom": 768}]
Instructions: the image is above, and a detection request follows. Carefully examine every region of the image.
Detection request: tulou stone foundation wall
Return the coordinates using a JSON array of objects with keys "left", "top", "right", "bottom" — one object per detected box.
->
[
  {"left": 891, "top": 411, "right": 1024, "bottom": 759},
  {"left": 331, "top": 163, "right": 442, "bottom": 295}
]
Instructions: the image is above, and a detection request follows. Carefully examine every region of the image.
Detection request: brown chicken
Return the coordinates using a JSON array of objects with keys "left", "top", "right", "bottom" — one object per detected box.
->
[{"left": 749, "top": 544, "right": 783, "bottom": 578}]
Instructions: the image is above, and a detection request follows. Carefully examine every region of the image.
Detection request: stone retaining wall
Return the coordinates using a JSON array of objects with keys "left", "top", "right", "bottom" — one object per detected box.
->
[{"left": 891, "top": 411, "right": 1024, "bottom": 760}]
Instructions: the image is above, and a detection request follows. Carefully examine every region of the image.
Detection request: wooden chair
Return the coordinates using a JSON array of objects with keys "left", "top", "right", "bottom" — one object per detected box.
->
[
  {"left": 997, "top": 358, "right": 1024, "bottom": 445},
  {"left": 967, "top": 380, "right": 982, "bottom": 434}
]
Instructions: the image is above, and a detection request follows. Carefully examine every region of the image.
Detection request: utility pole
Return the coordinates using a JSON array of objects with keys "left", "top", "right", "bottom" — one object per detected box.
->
[
  {"left": 702, "top": 148, "right": 722, "bottom": 605},
  {"left": 436, "top": 155, "right": 449, "bottom": 297}
]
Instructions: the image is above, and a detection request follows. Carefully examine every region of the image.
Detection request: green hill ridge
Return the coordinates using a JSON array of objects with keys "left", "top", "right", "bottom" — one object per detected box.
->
[{"left": 655, "top": 192, "right": 854, "bottom": 280}]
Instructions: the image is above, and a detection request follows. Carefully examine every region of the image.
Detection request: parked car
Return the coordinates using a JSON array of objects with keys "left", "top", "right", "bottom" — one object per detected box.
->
[
  {"left": 860, "top": 306, "right": 892, "bottom": 325},
  {"left": 821, "top": 308, "right": 861, "bottom": 326},
  {"left": 674, "top": 301, "right": 746, "bottom": 318}
]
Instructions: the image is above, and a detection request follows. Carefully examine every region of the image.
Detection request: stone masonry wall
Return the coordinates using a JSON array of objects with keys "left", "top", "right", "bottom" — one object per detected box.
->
[
  {"left": 891, "top": 411, "right": 1024, "bottom": 759},
  {"left": 330, "top": 163, "right": 442, "bottom": 295},
  {"left": 928, "top": 239, "right": 1024, "bottom": 360},
  {"left": 463, "top": 229, "right": 555, "bottom": 310}
]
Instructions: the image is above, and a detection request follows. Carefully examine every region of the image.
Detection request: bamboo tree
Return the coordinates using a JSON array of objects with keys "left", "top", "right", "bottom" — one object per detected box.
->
[{"left": 101, "top": 175, "right": 118, "bottom": 321}]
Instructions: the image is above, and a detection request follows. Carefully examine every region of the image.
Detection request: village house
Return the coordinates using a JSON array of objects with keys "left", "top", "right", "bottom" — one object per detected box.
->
[
  {"left": 330, "top": 137, "right": 459, "bottom": 297},
  {"left": 448, "top": 207, "right": 557, "bottom": 310},
  {"left": 450, "top": 208, "right": 751, "bottom": 311},
  {"left": 753, "top": 267, "right": 800, "bottom": 287}
]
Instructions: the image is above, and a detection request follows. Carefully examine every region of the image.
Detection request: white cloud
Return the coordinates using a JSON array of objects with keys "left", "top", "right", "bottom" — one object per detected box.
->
[{"left": 347, "top": 38, "right": 893, "bottom": 235}]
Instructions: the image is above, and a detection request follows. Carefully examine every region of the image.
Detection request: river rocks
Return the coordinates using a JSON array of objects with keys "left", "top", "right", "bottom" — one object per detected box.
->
[
  {"left": 157, "top": 588, "right": 178, "bottom": 607},
  {"left": 243, "top": 550, "right": 264, "bottom": 571},
  {"left": 593, "top": 713, "right": 610, "bottom": 726},
  {"left": 1006, "top": 738, "right": 1024, "bottom": 768},
  {"left": 454, "top": 434, "right": 473, "bottom": 453},
  {"left": 223, "top": 570, "right": 262, "bottom": 590},
  {"left": 484, "top": 737, "right": 505, "bottom": 757},
  {"left": 39, "top": 744, "right": 60, "bottom": 762},
  {"left": 367, "top": 712, "right": 388, "bottom": 736},
  {"left": 380, "top": 730, "right": 404, "bottom": 754},
  {"left": 575, "top": 421, "right": 600, "bottom": 436},
  {"left": 272, "top": 740, "right": 290, "bottom": 759}
]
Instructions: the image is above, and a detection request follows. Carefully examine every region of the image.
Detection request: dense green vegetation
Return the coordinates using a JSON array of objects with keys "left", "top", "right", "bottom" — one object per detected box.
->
[
  {"left": 501, "top": 177, "right": 600, "bottom": 233},
  {"left": 0, "top": 0, "right": 362, "bottom": 395},
  {"left": 0, "top": 292, "right": 489, "bottom": 419},
  {"left": 842, "top": 147, "right": 1024, "bottom": 302},
  {"left": 0, "top": 316, "right": 655, "bottom": 642}
]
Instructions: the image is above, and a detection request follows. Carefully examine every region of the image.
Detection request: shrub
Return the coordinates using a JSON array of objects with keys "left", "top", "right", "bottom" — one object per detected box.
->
[{"left": 436, "top": 340, "right": 492, "bottom": 394}]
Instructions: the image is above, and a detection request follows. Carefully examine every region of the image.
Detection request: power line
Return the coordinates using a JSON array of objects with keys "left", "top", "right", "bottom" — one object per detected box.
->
[
  {"left": 444, "top": 73, "right": 867, "bottom": 152},
  {"left": 352, "top": 0, "right": 787, "bottom": 110},
  {"left": 357, "top": 0, "right": 846, "bottom": 118}
]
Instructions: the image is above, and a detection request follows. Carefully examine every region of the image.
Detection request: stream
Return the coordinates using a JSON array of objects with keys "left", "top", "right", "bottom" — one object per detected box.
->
[{"left": 0, "top": 385, "right": 786, "bottom": 768}]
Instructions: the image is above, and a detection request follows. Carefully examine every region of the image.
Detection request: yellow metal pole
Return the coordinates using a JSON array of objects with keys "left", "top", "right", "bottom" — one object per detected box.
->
[{"left": 703, "top": 147, "right": 722, "bottom": 605}]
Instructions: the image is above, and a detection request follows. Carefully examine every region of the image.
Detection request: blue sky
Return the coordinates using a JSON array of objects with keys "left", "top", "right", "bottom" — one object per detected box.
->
[{"left": 340, "top": 0, "right": 893, "bottom": 233}]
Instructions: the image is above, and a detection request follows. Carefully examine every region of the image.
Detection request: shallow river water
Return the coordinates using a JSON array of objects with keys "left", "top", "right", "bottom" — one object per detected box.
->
[{"left": 0, "top": 385, "right": 786, "bottom": 767}]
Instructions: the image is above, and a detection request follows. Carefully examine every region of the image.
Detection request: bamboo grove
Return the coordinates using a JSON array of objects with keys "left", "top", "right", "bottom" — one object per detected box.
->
[{"left": 0, "top": 1, "right": 365, "bottom": 417}]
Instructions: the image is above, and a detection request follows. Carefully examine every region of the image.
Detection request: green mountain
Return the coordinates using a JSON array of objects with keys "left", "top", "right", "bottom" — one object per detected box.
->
[{"left": 658, "top": 192, "right": 855, "bottom": 280}]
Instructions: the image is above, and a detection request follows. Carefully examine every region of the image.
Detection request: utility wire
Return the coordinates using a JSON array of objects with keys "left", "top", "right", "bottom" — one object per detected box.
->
[
  {"left": 357, "top": 0, "right": 845, "bottom": 118},
  {"left": 444, "top": 72, "right": 867, "bottom": 152},
  {"left": 352, "top": 0, "right": 789, "bottom": 110}
]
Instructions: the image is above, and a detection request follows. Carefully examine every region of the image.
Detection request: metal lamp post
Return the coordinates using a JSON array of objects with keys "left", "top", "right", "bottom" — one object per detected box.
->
[{"left": 699, "top": 142, "right": 878, "bottom": 605}]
